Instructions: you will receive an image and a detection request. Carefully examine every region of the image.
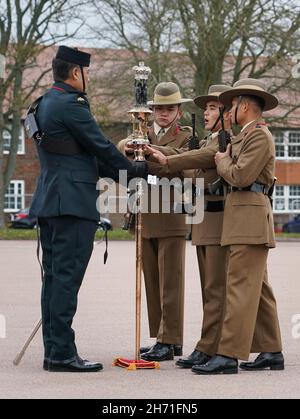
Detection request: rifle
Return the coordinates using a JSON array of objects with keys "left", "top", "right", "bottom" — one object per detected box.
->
[
  {"left": 188, "top": 113, "right": 199, "bottom": 150},
  {"left": 122, "top": 188, "right": 136, "bottom": 230},
  {"left": 208, "top": 107, "right": 231, "bottom": 195}
]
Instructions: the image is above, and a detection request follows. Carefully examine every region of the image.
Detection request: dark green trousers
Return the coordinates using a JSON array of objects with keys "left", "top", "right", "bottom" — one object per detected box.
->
[{"left": 39, "top": 216, "right": 98, "bottom": 362}]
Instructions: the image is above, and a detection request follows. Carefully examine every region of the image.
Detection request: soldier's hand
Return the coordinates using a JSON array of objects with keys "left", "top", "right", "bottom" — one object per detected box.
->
[
  {"left": 215, "top": 144, "right": 231, "bottom": 165},
  {"left": 146, "top": 146, "right": 168, "bottom": 166}
]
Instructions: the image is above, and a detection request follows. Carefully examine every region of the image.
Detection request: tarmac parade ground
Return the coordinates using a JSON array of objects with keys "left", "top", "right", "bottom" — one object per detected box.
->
[{"left": 0, "top": 241, "right": 299, "bottom": 399}]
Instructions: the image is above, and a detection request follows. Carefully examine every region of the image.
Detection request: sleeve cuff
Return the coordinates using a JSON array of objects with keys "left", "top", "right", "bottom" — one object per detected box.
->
[{"left": 217, "top": 155, "right": 232, "bottom": 177}]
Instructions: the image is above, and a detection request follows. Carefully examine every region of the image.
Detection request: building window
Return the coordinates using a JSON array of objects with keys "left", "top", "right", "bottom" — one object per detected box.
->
[
  {"left": 289, "top": 185, "right": 300, "bottom": 211},
  {"left": 3, "top": 125, "right": 25, "bottom": 155},
  {"left": 4, "top": 180, "right": 25, "bottom": 212},
  {"left": 288, "top": 132, "right": 300, "bottom": 158},
  {"left": 274, "top": 185, "right": 300, "bottom": 213},
  {"left": 274, "top": 185, "right": 286, "bottom": 212},
  {"left": 274, "top": 130, "right": 300, "bottom": 160},
  {"left": 274, "top": 132, "right": 285, "bottom": 158}
]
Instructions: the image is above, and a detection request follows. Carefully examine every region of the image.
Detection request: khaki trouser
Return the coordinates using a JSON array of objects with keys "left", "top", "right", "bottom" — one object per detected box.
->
[
  {"left": 195, "top": 245, "right": 229, "bottom": 356},
  {"left": 217, "top": 244, "right": 282, "bottom": 360},
  {"left": 142, "top": 236, "right": 186, "bottom": 345}
]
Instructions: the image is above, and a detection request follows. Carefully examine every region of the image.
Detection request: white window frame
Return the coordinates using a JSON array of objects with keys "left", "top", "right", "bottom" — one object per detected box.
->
[
  {"left": 273, "top": 185, "right": 300, "bottom": 214},
  {"left": 4, "top": 180, "right": 25, "bottom": 213},
  {"left": 3, "top": 124, "right": 25, "bottom": 155},
  {"left": 274, "top": 130, "right": 300, "bottom": 160}
]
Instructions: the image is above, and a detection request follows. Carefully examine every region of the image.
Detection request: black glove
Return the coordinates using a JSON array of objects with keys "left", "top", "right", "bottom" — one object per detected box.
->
[{"left": 128, "top": 161, "right": 148, "bottom": 180}]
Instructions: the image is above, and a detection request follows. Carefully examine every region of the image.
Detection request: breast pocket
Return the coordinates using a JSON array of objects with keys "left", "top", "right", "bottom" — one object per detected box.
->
[{"left": 229, "top": 192, "right": 268, "bottom": 238}]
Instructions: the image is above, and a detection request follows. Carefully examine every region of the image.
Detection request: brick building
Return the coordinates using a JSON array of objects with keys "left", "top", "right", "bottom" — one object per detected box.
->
[
  {"left": 273, "top": 130, "right": 300, "bottom": 228},
  {"left": 3, "top": 122, "right": 128, "bottom": 221},
  {"left": 3, "top": 127, "right": 39, "bottom": 212}
]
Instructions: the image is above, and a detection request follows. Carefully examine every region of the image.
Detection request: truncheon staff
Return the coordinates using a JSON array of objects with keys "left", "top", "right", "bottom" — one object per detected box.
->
[{"left": 118, "top": 82, "right": 193, "bottom": 361}]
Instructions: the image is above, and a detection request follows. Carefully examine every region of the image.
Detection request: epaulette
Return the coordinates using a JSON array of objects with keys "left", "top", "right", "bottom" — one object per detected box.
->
[
  {"left": 255, "top": 121, "right": 267, "bottom": 129},
  {"left": 76, "top": 94, "right": 88, "bottom": 105}
]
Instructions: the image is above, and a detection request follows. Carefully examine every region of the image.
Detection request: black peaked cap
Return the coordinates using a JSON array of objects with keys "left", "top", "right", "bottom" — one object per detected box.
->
[{"left": 56, "top": 45, "right": 91, "bottom": 67}]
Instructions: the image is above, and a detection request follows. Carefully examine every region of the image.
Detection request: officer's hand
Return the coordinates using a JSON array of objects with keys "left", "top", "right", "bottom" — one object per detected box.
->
[
  {"left": 146, "top": 146, "right": 167, "bottom": 166},
  {"left": 215, "top": 144, "right": 231, "bottom": 165},
  {"left": 124, "top": 142, "right": 135, "bottom": 154}
]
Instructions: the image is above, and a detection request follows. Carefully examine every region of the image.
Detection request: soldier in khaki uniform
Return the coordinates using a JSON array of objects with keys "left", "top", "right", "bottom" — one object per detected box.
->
[
  {"left": 147, "top": 85, "right": 232, "bottom": 368},
  {"left": 118, "top": 82, "right": 193, "bottom": 361},
  {"left": 192, "top": 79, "right": 283, "bottom": 375}
]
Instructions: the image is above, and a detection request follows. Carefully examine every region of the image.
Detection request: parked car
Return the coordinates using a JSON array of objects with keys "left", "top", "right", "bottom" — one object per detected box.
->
[
  {"left": 10, "top": 208, "right": 36, "bottom": 229},
  {"left": 282, "top": 215, "right": 300, "bottom": 233}
]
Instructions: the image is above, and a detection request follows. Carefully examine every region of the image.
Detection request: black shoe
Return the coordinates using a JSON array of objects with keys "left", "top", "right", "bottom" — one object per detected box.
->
[
  {"left": 48, "top": 355, "right": 103, "bottom": 373},
  {"left": 141, "top": 343, "right": 174, "bottom": 361},
  {"left": 44, "top": 355, "right": 87, "bottom": 371},
  {"left": 176, "top": 350, "right": 211, "bottom": 369},
  {"left": 192, "top": 355, "right": 238, "bottom": 375},
  {"left": 140, "top": 344, "right": 182, "bottom": 356},
  {"left": 239, "top": 352, "right": 284, "bottom": 371}
]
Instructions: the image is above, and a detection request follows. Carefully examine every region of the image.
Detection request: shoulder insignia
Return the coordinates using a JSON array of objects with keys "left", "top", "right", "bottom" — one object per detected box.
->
[
  {"left": 77, "top": 96, "right": 86, "bottom": 103},
  {"left": 255, "top": 121, "right": 267, "bottom": 128}
]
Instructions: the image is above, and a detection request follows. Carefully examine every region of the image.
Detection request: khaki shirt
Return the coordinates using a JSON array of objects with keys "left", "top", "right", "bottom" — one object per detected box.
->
[
  {"left": 149, "top": 133, "right": 225, "bottom": 245},
  {"left": 118, "top": 123, "right": 192, "bottom": 238}
]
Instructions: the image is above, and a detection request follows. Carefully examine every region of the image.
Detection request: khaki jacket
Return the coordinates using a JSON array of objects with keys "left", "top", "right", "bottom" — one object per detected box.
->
[
  {"left": 149, "top": 133, "right": 225, "bottom": 245},
  {"left": 118, "top": 123, "right": 192, "bottom": 239},
  {"left": 217, "top": 119, "right": 276, "bottom": 248}
]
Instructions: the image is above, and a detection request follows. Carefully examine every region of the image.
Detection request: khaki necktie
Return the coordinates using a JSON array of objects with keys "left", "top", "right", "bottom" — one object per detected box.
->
[{"left": 157, "top": 128, "right": 165, "bottom": 142}]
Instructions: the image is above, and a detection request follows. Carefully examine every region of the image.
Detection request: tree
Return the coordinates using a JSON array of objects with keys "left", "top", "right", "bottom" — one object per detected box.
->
[
  {"left": 89, "top": 0, "right": 177, "bottom": 87},
  {"left": 0, "top": 0, "right": 85, "bottom": 228},
  {"left": 89, "top": 0, "right": 300, "bottom": 126},
  {"left": 175, "top": 0, "right": 300, "bottom": 120}
]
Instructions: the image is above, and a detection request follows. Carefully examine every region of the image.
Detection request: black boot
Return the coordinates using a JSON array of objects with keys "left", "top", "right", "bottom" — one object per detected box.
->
[
  {"left": 141, "top": 343, "right": 174, "bottom": 361},
  {"left": 176, "top": 350, "right": 211, "bottom": 369},
  {"left": 192, "top": 355, "right": 238, "bottom": 375},
  {"left": 48, "top": 355, "right": 103, "bottom": 373},
  {"left": 140, "top": 344, "right": 182, "bottom": 356},
  {"left": 239, "top": 352, "right": 284, "bottom": 371}
]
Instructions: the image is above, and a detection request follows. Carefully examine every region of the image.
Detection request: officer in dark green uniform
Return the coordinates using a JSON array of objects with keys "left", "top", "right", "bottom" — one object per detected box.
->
[{"left": 30, "top": 46, "right": 146, "bottom": 373}]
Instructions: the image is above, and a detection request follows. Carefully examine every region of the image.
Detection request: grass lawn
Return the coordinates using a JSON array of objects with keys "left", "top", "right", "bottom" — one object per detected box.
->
[
  {"left": 275, "top": 232, "right": 300, "bottom": 239},
  {"left": 1, "top": 228, "right": 300, "bottom": 241},
  {"left": 0, "top": 228, "right": 134, "bottom": 241}
]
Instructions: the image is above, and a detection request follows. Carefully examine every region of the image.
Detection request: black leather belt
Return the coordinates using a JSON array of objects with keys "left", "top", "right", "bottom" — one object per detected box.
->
[
  {"left": 204, "top": 200, "right": 225, "bottom": 212},
  {"left": 39, "top": 136, "right": 84, "bottom": 155},
  {"left": 230, "top": 182, "right": 269, "bottom": 195}
]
